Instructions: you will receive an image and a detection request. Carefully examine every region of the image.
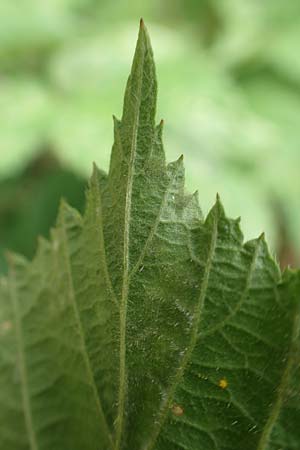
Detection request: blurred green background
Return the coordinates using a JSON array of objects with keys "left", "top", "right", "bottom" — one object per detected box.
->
[{"left": 1, "top": 0, "right": 300, "bottom": 272}]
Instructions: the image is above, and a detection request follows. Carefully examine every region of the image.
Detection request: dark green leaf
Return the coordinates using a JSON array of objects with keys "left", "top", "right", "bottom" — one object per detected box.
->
[{"left": 0, "top": 21, "right": 299, "bottom": 450}]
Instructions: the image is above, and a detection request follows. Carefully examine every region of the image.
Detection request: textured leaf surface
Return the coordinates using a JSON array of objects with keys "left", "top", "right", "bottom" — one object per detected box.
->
[
  {"left": 267, "top": 272, "right": 300, "bottom": 450},
  {"left": 0, "top": 21, "right": 300, "bottom": 450}
]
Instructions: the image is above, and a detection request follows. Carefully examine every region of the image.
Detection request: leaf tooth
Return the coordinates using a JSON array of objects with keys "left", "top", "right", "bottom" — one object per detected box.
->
[
  {"left": 186, "top": 190, "right": 201, "bottom": 209},
  {"left": 155, "top": 119, "right": 164, "bottom": 141},
  {"left": 89, "top": 163, "right": 107, "bottom": 197},
  {"left": 205, "top": 196, "right": 247, "bottom": 245},
  {"left": 5, "top": 251, "right": 28, "bottom": 270},
  {"left": 91, "top": 161, "right": 105, "bottom": 179},
  {"left": 112, "top": 114, "right": 121, "bottom": 129},
  {"left": 257, "top": 232, "right": 281, "bottom": 277},
  {"left": 166, "top": 156, "right": 185, "bottom": 198},
  {"left": 180, "top": 190, "right": 203, "bottom": 225},
  {"left": 90, "top": 163, "right": 100, "bottom": 191},
  {"left": 57, "top": 198, "right": 83, "bottom": 228},
  {"left": 148, "top": 119, "right": 166, "bottom": 167},
  {"left": 36, "top": 236, "right": 51, "bottom": 258},
  {"left": 205, "top": 194, "right": 225, "bottom": 226},
  {"left": 167, "top": 155, "right": 184, "bottom": 174}
]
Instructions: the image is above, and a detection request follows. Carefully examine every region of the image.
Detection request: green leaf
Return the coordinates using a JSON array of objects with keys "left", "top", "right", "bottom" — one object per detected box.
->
[
  {"left": 268, "top": 271, "right": 300, "bottom": 450},
  {"left": 0, "top": 21, "right": 300, "bottom": 450}
]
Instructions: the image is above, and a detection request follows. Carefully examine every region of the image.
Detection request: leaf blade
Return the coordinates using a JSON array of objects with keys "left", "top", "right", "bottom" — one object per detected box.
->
[{"left": 1, "top": 21, "right": 300, "bottom": 450}]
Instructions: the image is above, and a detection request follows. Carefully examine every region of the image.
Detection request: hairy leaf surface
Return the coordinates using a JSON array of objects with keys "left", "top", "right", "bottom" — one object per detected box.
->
[{"left": 0, "top": 21, "right": 299, "bottom": 450}]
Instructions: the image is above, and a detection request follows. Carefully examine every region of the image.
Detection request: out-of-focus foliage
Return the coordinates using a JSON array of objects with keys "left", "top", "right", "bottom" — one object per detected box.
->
[
  {"left": 0, "top": 151, "right": 86, "bottom": 273},
  {"left": 0, "top": 0, "right": 299, "bottom": 266}
]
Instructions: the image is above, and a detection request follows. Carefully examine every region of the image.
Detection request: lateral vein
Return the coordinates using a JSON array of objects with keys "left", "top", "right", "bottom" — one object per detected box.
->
[
  {"left": 256, "top": 298, "right": 300, "bottom": 450},
  {"left": 129, "top": 164, "right": 181, "bottom": 280},
  {"left": 9, "top": 266, "right": 38, "bottom": 450},
  {"left": 145, "top": 210, "right": 219, "bottom": 450},
  {"left": 60, "top": 216, "right": 114, "bottom": 450},
  {"left": 200, "top": 237, "right": 261, "bottom": 338},
  {"left": 93, "top": 175, "right": 118, "bottom": 307}
]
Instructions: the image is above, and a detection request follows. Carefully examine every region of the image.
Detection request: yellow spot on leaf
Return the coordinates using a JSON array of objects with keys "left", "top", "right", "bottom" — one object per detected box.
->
[
  {"left": 0, "top": 321, "right": 12, "bottom": 335},
  {"left": 218, "top": 378, "right": 228, "bottom": 389},
  {"left": 172, "top": 404, "right": 184, "bottom": 416}
]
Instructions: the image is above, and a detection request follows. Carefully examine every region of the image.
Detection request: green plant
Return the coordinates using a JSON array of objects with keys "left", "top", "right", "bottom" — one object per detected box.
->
[
  {"left": 0, "top": 21, "right": 299, "bottom": 450},
  {"left": 2, "top": 1, "right": 300, "bottom": 258}
]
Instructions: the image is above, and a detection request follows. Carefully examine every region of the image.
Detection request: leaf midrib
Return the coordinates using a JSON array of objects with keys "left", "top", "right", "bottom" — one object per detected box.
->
[{"left": 115, "top": 48, "right": 146, "bottom": 449}]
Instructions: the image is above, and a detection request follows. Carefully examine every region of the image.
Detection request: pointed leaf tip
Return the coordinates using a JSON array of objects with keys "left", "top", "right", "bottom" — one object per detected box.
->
[
  {"left": 57, "top": 198, "right": 82, "bottom": 226},
  {"left": 205, "top": 193, "right": 225, "bottom": 225},
  {"left": 5, "top": 250, "right": 27, "bottom": 269},
  {"left": 59, "top": 197, "right": 68, "bottom": 210},
  {"left": 215, "top": 193, "right": 224, "bottom": 211},
  {"left": 91, "top": 162, "right": 101, "bottom": 181},
  {"left": 137, "top": 18, "right": 149, "bottom": 44}
]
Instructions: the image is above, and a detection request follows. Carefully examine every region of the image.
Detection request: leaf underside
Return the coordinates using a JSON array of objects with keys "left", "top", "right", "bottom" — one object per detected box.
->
[{"left": 0, "top": 21, "right": 299, "bottom": 450}]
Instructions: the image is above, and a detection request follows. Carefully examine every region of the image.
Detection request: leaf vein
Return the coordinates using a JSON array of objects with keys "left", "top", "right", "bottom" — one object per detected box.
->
[
  {"left": 144, "top": 209, "right": 220, "bottom": 450},
  {"left": 256, "top": 303, "right": 300, "bottom": 449},
  {"left": 60, "top": 216, "right": 114, "bottom": 450},
  {"left": 9, "top": 266, "right": 39, "bottom": 450}
]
